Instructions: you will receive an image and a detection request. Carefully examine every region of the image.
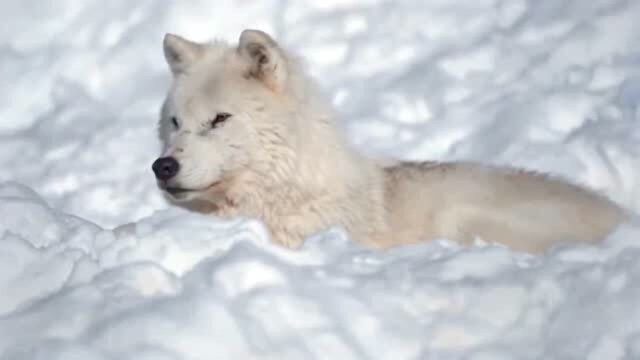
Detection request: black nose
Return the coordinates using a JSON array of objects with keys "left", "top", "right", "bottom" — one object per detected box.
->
[{"left": 152, "top": 157, "right": 180, "bottom": 181}]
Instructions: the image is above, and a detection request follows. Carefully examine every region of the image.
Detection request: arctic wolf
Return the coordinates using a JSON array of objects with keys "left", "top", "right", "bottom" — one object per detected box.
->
[{"left": 152, "top": 29, "right": 626, "bottom": 253}]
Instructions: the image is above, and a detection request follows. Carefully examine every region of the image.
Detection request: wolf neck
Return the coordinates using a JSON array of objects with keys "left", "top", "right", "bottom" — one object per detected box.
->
[{"left": 232, "top": 83, "right": 380, "bottom": 215}]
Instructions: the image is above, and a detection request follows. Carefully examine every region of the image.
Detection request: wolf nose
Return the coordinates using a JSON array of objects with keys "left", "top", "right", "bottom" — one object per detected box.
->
[{"left": 152, "top": 157, "right": 180, "bottom": 180}]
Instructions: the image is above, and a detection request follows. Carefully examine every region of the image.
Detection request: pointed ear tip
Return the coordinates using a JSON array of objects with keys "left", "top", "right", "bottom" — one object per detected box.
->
[
  {"left": 239, "top": 29, "right": 254, "bottom": 41},
  {"left": 240, "top": 29, "right": 260, "bottom": 36},
  {"left": 239, "top": 29, "right": 271, "bottom": 43},
  {"left": 164, "top": 33, "right": 179, "bottom": 44}
]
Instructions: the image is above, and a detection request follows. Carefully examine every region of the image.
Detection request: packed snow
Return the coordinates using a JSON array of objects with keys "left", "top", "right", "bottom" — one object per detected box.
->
[{"left": 1, "top": 0, "right": 640, "bottom": 359}]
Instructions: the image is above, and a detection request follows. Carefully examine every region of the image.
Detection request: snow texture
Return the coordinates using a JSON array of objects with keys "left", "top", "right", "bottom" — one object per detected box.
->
[{"left": 1, "top": 0, "right": 640, "bottom": 359}]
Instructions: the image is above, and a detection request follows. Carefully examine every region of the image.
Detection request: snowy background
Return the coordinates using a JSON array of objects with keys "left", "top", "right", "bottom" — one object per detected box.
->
[{"left": 1, "top": 0, "right": 640, "bottom": 359}]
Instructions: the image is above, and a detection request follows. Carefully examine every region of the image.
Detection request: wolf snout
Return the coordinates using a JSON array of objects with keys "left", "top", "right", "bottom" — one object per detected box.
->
[{"left": 152, "top": 157, "right": 180, "bottom": 180}]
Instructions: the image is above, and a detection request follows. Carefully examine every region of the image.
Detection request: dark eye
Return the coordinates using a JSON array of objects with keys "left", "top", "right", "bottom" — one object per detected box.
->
[
  {"left": 210, "top": 113, "right": 232, "bottom": 129},
  {"left": 171, "top": 116, "right": 179, "bottom": 129}
]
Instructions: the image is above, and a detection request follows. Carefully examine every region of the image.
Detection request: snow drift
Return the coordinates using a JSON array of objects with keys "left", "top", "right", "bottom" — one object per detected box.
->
[{"left": 1, "top": 0, "right": 640, "bottom": 359}]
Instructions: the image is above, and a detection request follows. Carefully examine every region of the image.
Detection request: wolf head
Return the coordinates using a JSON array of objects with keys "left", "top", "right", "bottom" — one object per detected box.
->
[{"left": 153, "top": 30, "right": 301, "bottom": 205}]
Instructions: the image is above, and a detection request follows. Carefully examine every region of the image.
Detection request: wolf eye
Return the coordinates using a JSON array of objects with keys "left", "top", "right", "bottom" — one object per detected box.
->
[
  {"left": 170, "top": 116, "right": 179, "bottom": 129},
  {"left": 210, "top": 113, "right": 232, "bottom": 129}
]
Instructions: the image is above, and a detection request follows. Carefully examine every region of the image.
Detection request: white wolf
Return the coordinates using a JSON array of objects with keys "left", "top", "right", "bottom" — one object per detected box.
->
[{"left": 153, "top": 29, "right": 627, "bottom": 253}]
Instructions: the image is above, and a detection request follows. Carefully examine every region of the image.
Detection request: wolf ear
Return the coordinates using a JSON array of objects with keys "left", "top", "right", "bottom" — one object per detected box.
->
[
  {"left": 163, "top": 34, "right": 204, "bottom": 75},
  {"left": 238, "top": 29, "right": 287, "bottom": 91}
]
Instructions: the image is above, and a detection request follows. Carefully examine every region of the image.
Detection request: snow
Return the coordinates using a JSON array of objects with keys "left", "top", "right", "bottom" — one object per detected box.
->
[{"left": 1, "top": 0, "right": 640, "bottom": 358}]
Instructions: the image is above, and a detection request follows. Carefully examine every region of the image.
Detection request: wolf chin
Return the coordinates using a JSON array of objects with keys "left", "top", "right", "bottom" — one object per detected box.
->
[{"left": 152, "top": 29, "right": 627, "bottom": 253}]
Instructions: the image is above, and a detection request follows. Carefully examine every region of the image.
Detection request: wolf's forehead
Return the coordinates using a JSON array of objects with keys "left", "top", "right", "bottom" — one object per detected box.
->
[
  {"left": 168, "top": 48, "right": 254, "bottom": 116},
  {"left": 171, "top": 74, "right": 222, "bottom": 109},
  {"left": 172, "top": 92, "right": 214, "bottom": 118},
  {"left": 176, "top": 56, "right": 240, "bottom": 95}
]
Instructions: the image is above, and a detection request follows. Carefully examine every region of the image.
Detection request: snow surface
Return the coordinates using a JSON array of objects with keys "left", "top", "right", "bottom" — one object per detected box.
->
[{"left": 1, "top": 0, "right": 640, "bottom": 359}]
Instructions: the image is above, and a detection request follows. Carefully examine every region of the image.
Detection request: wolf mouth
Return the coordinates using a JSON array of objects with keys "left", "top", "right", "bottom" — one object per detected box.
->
[
  {"left": 165, "top": 187, "right": 192, "bottom": 195},
  {"left": 164, "top": 181, "right": 221, "bottom": 196}
]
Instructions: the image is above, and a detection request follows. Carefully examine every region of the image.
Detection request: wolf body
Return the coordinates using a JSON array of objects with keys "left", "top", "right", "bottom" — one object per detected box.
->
[{"left": 153, "top": 30, "right": 626, "bottom": 253}]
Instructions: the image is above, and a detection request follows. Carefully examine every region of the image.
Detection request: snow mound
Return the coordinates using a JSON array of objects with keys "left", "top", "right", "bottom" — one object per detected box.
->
[
  {"left": 1, "top": 0, "right": 640, "bottom": 359},
  {"left": 1, "top": 185, "right": 640, "bottom": 359}
]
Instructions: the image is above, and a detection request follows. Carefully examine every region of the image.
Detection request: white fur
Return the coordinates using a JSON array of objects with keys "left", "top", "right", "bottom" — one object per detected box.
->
[{"left": 156, "top": 30, "right": 627, "bottom": 253}]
